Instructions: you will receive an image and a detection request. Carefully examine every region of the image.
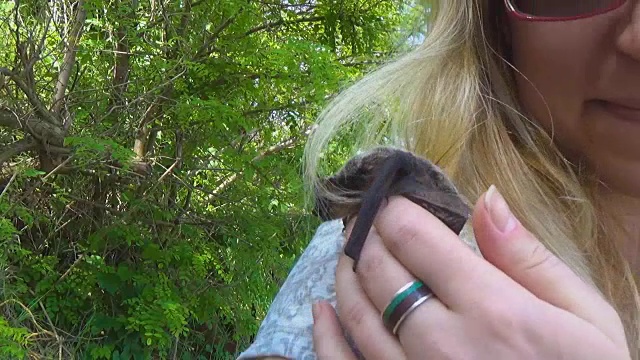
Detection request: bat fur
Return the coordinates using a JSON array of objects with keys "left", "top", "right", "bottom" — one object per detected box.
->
[{"left": 314, "top": 146, "right": 476, "bottom": 269}]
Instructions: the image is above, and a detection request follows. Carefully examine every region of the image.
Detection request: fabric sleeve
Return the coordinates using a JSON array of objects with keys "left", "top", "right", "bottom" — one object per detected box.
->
[{"left": 236, "top": 219, "right": 346, "bottom": 360}]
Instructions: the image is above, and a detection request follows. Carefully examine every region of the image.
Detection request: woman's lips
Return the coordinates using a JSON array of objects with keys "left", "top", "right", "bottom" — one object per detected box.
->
[{"left": 599, "top": 100, "right": 640, "bottom": 123}]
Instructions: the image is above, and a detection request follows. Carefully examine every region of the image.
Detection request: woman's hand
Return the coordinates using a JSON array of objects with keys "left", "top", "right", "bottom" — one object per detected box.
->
[{"left": 312, "top": 186, "right": 630, "bottom": 359}]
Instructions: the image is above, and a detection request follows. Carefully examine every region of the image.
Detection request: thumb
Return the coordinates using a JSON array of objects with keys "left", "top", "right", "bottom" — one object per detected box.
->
[
  {"left": 312, "top": 301, "right": 358, "bottom": 360},
  {"left": 472, "top": 185, "right": 625, "bottom": 341}
]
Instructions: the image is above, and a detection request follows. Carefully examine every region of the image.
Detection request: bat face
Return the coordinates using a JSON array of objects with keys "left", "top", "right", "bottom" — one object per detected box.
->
[
  {"left": 314, "top": 147, "right": 399, "bottom": 221},
  {"left": 314, "top": 146, "right": 471, "bottom": 235}
]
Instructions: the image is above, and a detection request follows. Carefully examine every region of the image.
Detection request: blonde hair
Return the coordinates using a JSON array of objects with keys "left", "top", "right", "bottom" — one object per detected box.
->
[{"left": 304, "top": 0, "right": 640, "bottom": 356}]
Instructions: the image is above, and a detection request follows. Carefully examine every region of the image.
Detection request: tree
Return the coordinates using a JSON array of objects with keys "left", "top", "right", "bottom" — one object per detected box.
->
[{"left": 0, "top": 0, "right": 428, "bottom": 358}]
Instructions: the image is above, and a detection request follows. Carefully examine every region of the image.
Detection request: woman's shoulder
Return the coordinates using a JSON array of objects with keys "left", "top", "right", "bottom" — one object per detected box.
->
[
  {"left": 237, "top": 220, "right": 344, "bottom": 360},
  {"left": 266, "top": 219, "right": 344, "bottom": 310}
]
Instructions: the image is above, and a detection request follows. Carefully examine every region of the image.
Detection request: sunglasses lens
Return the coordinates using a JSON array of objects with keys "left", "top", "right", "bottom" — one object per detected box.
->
[{"left": 512, "top": 0, "right": 625, "bottom": 18}]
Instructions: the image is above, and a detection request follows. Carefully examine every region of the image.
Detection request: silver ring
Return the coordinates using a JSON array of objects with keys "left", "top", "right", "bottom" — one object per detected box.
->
[
  {"left": 392, "top": 293, "right": 434, "bottom": 335},
  {"left": 381, "top": 280, "right": 435, "bottom": 336}
]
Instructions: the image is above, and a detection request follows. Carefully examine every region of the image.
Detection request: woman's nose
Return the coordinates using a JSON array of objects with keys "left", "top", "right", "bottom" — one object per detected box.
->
[{"left": 617, "top": 2, "right": 640, "bottom": 60}]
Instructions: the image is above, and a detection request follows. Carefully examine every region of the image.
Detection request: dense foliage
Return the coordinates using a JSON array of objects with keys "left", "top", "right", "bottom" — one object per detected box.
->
[{"left": 0, "top": 0, "right": 428, "bottom": 358}]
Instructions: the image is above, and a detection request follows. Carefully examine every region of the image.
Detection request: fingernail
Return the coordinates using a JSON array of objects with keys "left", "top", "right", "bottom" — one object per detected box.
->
[
  {"left": 312, "top": 302, "right": 322, "bottom": 322},
  {"left": 484, "top": 185, "right": 518, "bottom": 233}
]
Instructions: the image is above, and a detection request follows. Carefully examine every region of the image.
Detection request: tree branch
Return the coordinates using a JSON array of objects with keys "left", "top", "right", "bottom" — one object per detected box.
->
[
  {"left": 133, "top": 85, "right": 174, "bottom": 158},
  {"left": 210, "top": 125, "right": 312, "bottom": 197},
  {"left": 0, "top": 108, "right": 65, "bottom": 143},
  {"left": 105, "top": 0, "right": 137, "bottom": 122},
  {"left": 0, "top": 68, "right": 60, "bottom": 127},
  {"left": 244, "top": 16, "right": 325, "bottom": 36},
  {"left": 0, "top": 138, "right": 37, "bottom": 167},
  {"left": 341, "top": 60, "right": 385, "bottom": 67},
  {"left": 242, "top": 101, "right": 309, "bottom": 117},
  {"left": 195, "top": 9, "right": 243, "bottom": 59},
  {"left": 52, "top": 0, "right": 87, "bottom": 115}
]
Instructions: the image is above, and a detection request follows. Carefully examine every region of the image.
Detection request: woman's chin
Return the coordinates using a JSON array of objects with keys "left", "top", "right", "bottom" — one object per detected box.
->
[{"left": 593, "top": 157, "right": 640, "bottom": 199}]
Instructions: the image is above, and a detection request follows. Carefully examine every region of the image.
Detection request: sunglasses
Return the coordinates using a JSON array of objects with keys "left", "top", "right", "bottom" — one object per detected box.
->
[{"left": 504, "top": 0, "right": 627, "bottom": 21}]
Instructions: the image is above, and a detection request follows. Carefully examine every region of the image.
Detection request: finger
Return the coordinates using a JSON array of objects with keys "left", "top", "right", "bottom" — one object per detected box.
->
[
  {"left": 312, "top": 301, "right": 358, "bottom": 360},
  {"left": 346, "top": 221, "right": 453, "bottom": 324},
  {"left": 335, "top": 249, "right": 407, "bottom": 360},
  {"left": 372, "top": 196, "right": 514, "bottom": 311},
  {"left": 472, "top": 185, "right": 627, "bottom": 344},
  {"left": 345, "top": 223, "right": 455, "bottom": 355}
]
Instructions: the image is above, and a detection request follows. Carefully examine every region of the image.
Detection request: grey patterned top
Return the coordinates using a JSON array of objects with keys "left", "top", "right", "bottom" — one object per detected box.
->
[
  {"left": 237, "top": 219, "right": 478, "bottom": 360},
  {"left": 236, "top": 219, "right": 345, "bottom": 360}
]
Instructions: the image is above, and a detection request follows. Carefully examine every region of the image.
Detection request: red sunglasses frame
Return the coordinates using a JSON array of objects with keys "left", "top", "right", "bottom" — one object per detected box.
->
[{"left": 503, "top": 0, "right": 627, "bottom": 22}]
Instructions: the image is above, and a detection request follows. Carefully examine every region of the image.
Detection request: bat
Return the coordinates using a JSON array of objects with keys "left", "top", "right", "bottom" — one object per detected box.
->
[{"left": 314, "top": 147, "right": 472, "bottom": 271}]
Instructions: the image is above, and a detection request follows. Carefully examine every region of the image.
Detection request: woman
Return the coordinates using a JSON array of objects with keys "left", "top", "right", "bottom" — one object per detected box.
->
[{"left": 239, "top": 0, "right": 640, "bottom": 358}]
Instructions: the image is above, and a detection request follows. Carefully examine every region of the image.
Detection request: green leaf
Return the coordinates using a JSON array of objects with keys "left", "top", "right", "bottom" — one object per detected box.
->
[
  {"left": 22, "top": 169, "right": 46, "bottom": 177},
  {"left": 97, "top": 272, "right": 122, "bottom": 295},
  {"left": 141, "top": 244, "right": 163, "bottom": 262}
]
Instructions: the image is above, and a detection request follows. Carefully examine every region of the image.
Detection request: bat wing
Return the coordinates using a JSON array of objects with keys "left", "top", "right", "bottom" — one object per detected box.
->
[
  {"left": 404, "top": 191, "right": 471, "bottom": 234},
  {"left": 388, "top": 174, "right": 471, "bottom": 234}
]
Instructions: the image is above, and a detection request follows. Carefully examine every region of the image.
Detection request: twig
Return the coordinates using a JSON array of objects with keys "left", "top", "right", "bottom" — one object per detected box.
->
[
  {"left": 0, "top": 171, "right": 18, "bottom": 200},
  {"left": 172, "top": 335, "right": 179, "bottom": 359},
  {"left": 0, "top": 299, "right": 56, "bottom": 337},
  {"left": 157, "top": 158, "right": 181, "bottom": 183},
  {"left": 42, "top": 154, "right": 74, "bottom": 181},
  {"left": 56, "top": 254, "right": 84, "bottom": 284},
  {"left": 36, "top": 299, "right": 60, "bottom": 348},
  {"left": 141, "top": 158, "right": 181, "bottom": 196}
]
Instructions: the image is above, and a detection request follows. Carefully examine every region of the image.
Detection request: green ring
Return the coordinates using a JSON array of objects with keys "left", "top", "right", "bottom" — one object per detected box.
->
[{"left": 382, "top": 281, "right": 425, "bottom": 323}]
